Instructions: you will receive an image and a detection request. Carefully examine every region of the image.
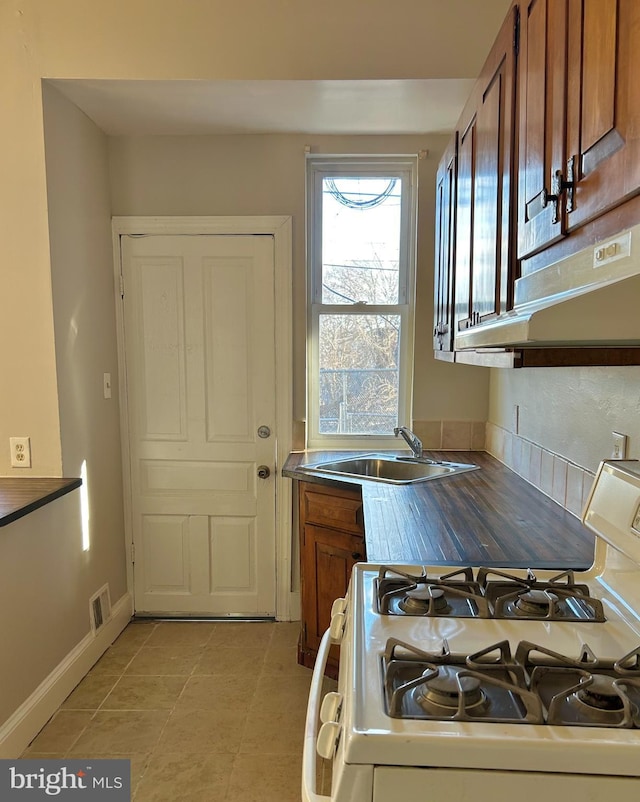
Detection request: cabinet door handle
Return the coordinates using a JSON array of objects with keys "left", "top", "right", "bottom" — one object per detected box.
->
[
  {"left": 352, "top": 552, "right": 362, "bottom": 560},
  {"left": 526, "top": 167, "right": 575, "bottom": 225},
  {"left": 565, "top": 156, "right": 576, "bottom": 213},
  {"left": 549, "top": 169, "right": 575, "bottom": 223}
]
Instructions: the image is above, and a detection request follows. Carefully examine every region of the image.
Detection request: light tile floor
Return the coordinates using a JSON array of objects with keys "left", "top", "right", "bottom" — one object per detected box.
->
[{"left": 21, "top": 620, "right": 333, "bottom": 801}]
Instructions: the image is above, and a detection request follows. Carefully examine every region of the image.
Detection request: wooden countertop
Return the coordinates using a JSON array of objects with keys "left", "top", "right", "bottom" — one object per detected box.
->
[
  {"left": 0, "top": 477, "right": 82, "bottom": 527},
  {"left": 283, "top": 450, "right": 595, "bottom": 569}
]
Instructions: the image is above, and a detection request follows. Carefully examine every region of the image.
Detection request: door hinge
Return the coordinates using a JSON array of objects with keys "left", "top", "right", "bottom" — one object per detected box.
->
[
  {"left": 513, "top": 5, "right": 520, "bottom": 55},
  {"left": 119, "top": 274, "right": 125, "bottom": 298},
  {"left": 130, "top": 542, "right": 135, "bottom": 563}
]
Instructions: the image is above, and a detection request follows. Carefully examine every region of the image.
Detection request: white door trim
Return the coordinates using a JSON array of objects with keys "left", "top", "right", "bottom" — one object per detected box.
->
[{"left": 112, "top": 216, "right": 295, "bottom": 621}]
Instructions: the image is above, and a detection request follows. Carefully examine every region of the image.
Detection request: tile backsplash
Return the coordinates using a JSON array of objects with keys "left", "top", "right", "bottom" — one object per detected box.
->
[
  {"left": 485, "top": 421, "right": 595, "bottom": 519},
  {"left": 413, "top": 420, "right": 486, "bottom": 451}
]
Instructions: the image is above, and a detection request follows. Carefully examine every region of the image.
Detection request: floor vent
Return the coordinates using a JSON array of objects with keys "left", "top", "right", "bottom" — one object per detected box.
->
[{"left": 90, "top": 584, "right": 112, "bottom": 634}]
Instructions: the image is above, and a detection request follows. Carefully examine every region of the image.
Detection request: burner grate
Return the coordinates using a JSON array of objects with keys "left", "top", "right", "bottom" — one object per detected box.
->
[
  {"left": 382, "top": 639, "right": 640, "bottom": 727},
  {"left": 375, "top": 565, "right": 606, "bottom": 621},
  {"left": 383, "top": 638, "right": 543, "bottom": 723}
]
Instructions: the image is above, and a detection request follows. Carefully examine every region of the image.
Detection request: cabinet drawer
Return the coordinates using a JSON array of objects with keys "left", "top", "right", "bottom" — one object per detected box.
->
[{"left": 300, "top": 482, "right": 364, "bottom": 535}]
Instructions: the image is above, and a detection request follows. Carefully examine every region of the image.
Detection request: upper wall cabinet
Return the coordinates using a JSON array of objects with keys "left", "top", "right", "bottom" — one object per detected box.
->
[
  {"left": 433, "top": 134, "right": 457, "bottom": 359},
  {"left": 518, "top": 0, "right": 640, "bottom": 268},
  {"left": 433, "top": 0, "right": 640, "bottom": 365},
  {"left": 517, "top": 0, "right": 566, "bottom": 259},
  {"left": 455, "top": 7, "right": 517, "bottom": 335}
]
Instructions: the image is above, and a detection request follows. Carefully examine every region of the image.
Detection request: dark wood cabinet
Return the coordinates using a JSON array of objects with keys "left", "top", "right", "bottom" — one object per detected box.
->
[
  {"left": 451, "top": 7, "right": 518, "bottom": 338},
  {"left": 565, "top": 0, "right": 640, "bottom": 234},
  {"left": 298, "top": 481, "right": 365, "bottom": 677},
  {"left": 433, "top": 134, "right": 457, "bottom": 358},
  {"left": 432, "top": 0, "right": 640, "bottom": 366},
  {"left": 517, "top": 0, "right": 567, "bottom": 260},
  {"left": 518, "top": 0, "right": 640, "bottom": 268}
]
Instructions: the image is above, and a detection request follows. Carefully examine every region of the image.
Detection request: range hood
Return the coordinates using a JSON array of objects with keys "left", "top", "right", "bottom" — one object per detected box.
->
[{"left": 455, "top": 224, "right": 640, "bottom": 349}]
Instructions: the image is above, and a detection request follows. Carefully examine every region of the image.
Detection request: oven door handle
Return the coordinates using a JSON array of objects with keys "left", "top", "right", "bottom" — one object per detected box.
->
[{"left": 302, "top": 628, "right": 333, "bottom": 802}]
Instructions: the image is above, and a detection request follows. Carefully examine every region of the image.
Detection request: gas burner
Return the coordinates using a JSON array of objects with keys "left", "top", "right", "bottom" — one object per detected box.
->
[
  {"left": 375, "top": 566, "right": 490, "bottom": 617},
  {"left": 518, "top": 642, "right": 640, "bottom": 727},
  {"left": 513, "top": 588, "right": 560, "bottom": 617},
  {"left": 575, "top": 674, "right": 624, "bottom": 711},
  {"left": 536, "top": 669, "right": 640, "bottom": 727},
  {"left": 415, "top": 665, "right": 486, "bottom": 714},
  {"left": 399, "top": 586, "right": 449, "bottom": 615},
  {"left": 383, "top": 638, "right": 543, "bottom": 723}
]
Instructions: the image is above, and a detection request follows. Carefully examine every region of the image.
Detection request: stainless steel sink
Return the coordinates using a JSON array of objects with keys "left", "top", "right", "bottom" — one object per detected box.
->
[{"left": 301, "top": 454, "right": 479, "bottom": 484}]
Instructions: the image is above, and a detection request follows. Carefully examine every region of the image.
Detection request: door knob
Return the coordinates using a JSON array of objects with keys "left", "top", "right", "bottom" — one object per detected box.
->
[
  {"left": 257, "top": 425, "right": 271, "bottom": 439},
  {"left": 257, "top": 465, "right": 271, "bottom": 479}
]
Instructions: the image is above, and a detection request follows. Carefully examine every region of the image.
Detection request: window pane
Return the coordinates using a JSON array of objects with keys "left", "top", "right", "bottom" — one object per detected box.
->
[
  {"left": 319, "top": 314, "right": 400, "bottom": 435},
  {"left": 321, "top": 177, "right": 401, "bottom": 304}
]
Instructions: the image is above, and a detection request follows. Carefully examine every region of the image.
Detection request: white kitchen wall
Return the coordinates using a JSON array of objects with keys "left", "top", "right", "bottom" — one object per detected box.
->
[
  {"left": 43, "top": 83, "right": 128, "bottom": 604},
  {"left": 0, "top": 494, "right": 89, "bottom": 726},
  {"left": 490, "top": 367, "right": 640, "bottom": 472},
  {"left": 107, "top": 133, "right": 491, "bottom": 430},
  {"left": 487, "top": 366, "right": 640, "bottom": 514},
  {"left": 0, "top": 84, "right": 129, "bottom": 745}
]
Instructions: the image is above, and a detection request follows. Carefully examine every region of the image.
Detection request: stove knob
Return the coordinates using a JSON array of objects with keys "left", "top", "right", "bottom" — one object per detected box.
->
[
  {"left": 330, "top": 597, "right": 347, "bottom": 617},
  {"left": 320, "top": 691, "right": 343, "bottom": 724},
  {"left": 329, "top": 611, "right": 346, "bottom": 643},
  {"left": 317, "top": 721, "right": 342, "bottom": 760}
]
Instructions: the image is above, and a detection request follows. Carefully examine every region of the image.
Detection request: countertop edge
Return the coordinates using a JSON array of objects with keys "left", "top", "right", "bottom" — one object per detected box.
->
[{"left": 0, "top": 477, "right": 83, "bottom": 527}]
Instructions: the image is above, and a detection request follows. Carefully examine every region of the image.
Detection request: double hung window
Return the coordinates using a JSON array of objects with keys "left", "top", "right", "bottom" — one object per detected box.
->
[{"left": 306, "top": 156, "right": 417, "bottom": 448}]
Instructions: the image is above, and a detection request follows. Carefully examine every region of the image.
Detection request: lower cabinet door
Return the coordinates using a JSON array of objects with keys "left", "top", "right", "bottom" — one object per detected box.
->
[{"left": 300, "top": 523, "right": 364, "bottom": 676}]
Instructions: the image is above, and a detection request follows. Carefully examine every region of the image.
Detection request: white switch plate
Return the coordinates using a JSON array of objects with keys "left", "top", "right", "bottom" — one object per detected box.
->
[
  {"left": 10, "top": 436, "right": 31, "bottom": 468},
  {"left": 611, "top": 431, "right": 628, "bottom": 460}
]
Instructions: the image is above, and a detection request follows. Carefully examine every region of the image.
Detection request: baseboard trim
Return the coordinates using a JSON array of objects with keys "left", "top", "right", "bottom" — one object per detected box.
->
[{"left": 0, "top": 592, "right": 133, "bottom": 758}]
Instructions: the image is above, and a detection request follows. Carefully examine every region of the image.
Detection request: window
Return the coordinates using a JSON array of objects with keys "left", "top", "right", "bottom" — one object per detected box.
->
[{"left": 306, "top": 156, "right": 418, "bottom": 448}]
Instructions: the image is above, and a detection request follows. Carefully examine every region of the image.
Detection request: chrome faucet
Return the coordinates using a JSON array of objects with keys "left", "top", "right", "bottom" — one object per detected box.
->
[{"left": 393, "top": 426, "right": 423, "bottom": 459}]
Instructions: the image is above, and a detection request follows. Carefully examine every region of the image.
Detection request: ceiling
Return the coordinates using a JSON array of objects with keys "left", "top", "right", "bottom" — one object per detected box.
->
[{"left": 47, "top": 79, "right": 476, "bottom": 137}]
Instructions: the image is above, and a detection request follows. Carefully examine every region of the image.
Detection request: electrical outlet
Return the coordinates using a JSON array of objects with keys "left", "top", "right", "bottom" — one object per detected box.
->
[
  {"left": 10, "top": 436, "right": 31, "bottom": 468},
  {"left": 611, "top": 431, "right": 628, "bottom": 460}
]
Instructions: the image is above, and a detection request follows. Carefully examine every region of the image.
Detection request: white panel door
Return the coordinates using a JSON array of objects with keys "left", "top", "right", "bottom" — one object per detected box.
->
[{"left": 121, "top": 234, "right": 277, "bottom": 616}]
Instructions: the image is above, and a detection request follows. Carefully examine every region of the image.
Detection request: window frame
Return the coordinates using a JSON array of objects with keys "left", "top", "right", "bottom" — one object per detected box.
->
[{"left": 306, "top": 155, "right": 418, "bottom": 450}]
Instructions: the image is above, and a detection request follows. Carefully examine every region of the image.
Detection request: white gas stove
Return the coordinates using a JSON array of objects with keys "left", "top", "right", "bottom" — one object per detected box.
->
[{"left": 303, "top": 460, "right": 640, "bottom": 802}]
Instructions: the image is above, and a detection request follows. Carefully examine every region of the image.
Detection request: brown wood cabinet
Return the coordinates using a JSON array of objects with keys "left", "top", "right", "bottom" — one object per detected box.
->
[
  {"left": 455, "top": 7, "right": 517, "bottom": 336},
  {"left": 298, "top": 481, "right": 365, "bottom": 677},
  {"left": 432, "top": 0, "right": 640, "bottom": 366},
  {"left": 433, "top": 134, "right": 457, "bottom": 358},
  {"left": 518, "top": 0, "right": 640, "bottom": 268},
  {"left": 517, "top": 0, "right": 567, "bottom": 259}
]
